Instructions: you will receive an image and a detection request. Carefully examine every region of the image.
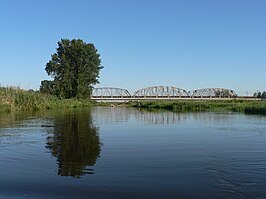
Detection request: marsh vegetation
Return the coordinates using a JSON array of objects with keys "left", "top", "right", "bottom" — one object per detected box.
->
[
  {"left": 131, "top": 100, "right": 266, "bottom": 115},
  {"left": 0, "top": 86, "right": 91, "bottom": 112}
]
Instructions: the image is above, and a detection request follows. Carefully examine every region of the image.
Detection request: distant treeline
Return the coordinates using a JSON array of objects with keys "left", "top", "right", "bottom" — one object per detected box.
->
[{"left": 253, "top": 91, "right": 266, "bottom": 98}]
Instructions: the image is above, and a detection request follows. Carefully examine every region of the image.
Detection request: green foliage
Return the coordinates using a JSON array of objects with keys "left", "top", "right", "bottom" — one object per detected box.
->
[
  {"left": 244, "top": 105, "right": 266, "bottom": 114},
  {"left": 42, "top": 39, "right": 103, "bottom": 99},
  {"left": 131, "top": 100, "right": 266, "bottom": 115},
  {"left": 40, "top": 80, "right": 56, "bottom": 95},
  {"left": 0, "top": 86, "right": 91, "bottom": 113}
]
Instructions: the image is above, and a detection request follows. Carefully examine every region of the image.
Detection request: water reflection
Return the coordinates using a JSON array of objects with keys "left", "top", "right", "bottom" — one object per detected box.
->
[
  {"left": 1, "top": 107, "right": 266, "bottom": 198},
  {"left": 92, "top": 107, "right": 130, "bottom": 124},
  {"left": 92, "top": 107, "right": 239, "bottom": 125},
  {"left": 0, "top": 111, "right": 34, "bottom": 128},
  {"left": 135, "top": 110, "right": 187, "bottom": 124},
  {"left": 46, "top": 109, "right": 101, "bottom": 178},
  {"left": 91, "top": 107, "right": 186, "bottom": 125}
]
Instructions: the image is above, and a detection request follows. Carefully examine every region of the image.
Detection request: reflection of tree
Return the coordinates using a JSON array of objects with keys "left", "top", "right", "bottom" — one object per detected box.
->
[{"left": 46, "top": 109, "right": 101, "bottom": 178}]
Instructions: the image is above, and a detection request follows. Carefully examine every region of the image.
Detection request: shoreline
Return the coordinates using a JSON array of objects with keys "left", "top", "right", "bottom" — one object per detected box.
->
[
  {"left": 93, "top": 100, "right": 266, "bottom": 115},
  {"left": 1, "top": 87, "right": 266, "bottom": 115}
]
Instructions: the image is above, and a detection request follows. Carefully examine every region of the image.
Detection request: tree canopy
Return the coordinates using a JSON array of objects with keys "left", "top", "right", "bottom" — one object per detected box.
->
[{"left": 41, "top": 39, "right": 102, "bottom": 99}]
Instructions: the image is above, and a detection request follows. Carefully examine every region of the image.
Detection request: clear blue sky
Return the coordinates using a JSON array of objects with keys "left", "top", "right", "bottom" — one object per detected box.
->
[{"left": 0, "top": 0, "right": 265, "bottom": 95}]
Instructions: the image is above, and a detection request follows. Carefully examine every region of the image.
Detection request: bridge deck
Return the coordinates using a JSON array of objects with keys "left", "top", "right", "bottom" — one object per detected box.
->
[{"left": 91, "top": 97, "right": 256, "bottom": 101}]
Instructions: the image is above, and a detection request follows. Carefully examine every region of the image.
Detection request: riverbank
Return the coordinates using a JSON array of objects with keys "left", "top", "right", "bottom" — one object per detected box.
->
[
  {"left": 1, "top": 86, "right": 266, "bottom": 115},
  {"left": 130, "top": 100, "right": 266, "bottom": 115},
  {"left": 0, "top": 86, "right": 91, "bottom": 113},
  {"left": 93, "top": 100, "right": 266, "bottom": 115}
]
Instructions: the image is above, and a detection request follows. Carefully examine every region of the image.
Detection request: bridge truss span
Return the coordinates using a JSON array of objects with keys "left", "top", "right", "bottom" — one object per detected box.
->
[
  {"left": 92, "top": 87, "right": 131, "bottom": 98},
  {"left": 91, "top": 86, "right": 238, "bottom": 100},
  {"left": 189, "top": 88, "right": 237, "bottom": 98},
  {"left": 133, "top": 86, "right": 189, "bottom": 98}
]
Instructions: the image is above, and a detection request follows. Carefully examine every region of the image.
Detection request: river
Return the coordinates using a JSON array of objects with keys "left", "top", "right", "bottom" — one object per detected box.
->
[{"left": 0, "top": 107, "right": 266, "bottom": 199}]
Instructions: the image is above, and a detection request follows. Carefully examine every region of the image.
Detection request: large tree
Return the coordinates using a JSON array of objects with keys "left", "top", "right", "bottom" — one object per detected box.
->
[{"left": 41, "top": 39, "right": 102, "bottom": 98}]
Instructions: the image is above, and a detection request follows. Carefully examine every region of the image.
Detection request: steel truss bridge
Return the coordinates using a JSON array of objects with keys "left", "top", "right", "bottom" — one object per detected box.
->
[{"left": 91, "top": 86, "right": 238, "bottom": 100}]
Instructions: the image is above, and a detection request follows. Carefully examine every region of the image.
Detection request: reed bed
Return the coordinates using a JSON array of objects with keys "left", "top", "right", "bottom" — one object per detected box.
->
[
  {"left": 0, "top": 86, "right": 91, "bottom": 113},
  {"left": 132, "top": 100, "right": 266, "bottom": 115}
]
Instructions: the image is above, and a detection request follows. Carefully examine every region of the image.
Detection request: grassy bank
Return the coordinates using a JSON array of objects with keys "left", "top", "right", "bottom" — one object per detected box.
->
[
  {"left": 1, "top": 86, "right": 266, "bottom": 116},
  {"left": 0, "top": 86, "right": 91, "bottom": 113},
  {"left": 131, "top": 100, "right": 266, "bottom": 115}
]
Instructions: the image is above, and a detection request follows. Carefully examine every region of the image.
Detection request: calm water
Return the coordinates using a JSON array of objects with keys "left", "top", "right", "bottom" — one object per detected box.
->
[{"left": 0, "top": 107, "right": 266, "bottom": 199}]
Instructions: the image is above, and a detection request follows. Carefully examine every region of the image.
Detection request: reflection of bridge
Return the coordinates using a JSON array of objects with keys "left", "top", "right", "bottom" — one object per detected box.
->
[
  {"left": 91, "top": 107, "right": 187, "bottom": 125},
  {"left": 91, "top": 86, "right": 238, "bottom": 100},
  {"left": 91, "top": 107, "right": 233, "bottom": 125}
]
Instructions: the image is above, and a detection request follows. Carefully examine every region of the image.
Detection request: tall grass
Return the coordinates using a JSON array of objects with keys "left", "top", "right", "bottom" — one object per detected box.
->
[
  {"left": 244, "top": 104, "right": 266, "bottom": 115},
  {"left": 0, "top": 86, "right": 91, "bottom": 113},
  {"left": 132, "top": 100, "right": 266, "bottom": 115}
]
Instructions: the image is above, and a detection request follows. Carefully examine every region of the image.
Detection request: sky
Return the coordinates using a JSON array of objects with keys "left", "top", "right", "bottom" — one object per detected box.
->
[{"left": 0, "top": 0, "right": 265, "bottom": 96}]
